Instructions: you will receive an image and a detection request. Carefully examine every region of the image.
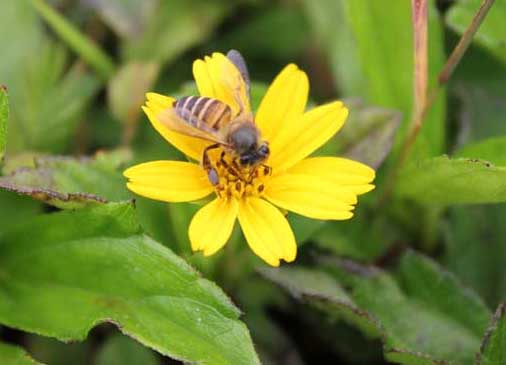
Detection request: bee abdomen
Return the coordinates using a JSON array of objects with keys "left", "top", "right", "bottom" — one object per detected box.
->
[{"left": 174, "top": 96, "right": 232, "bottom": 130}]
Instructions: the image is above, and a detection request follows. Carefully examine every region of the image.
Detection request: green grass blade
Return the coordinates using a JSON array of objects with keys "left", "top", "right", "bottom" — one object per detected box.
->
[{"left": 31, "top": 0, "right": 115, "bottom": 80}]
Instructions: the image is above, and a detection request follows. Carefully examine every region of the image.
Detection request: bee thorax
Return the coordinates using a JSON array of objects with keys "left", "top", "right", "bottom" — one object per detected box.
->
[{"left": 229, "top": 123, "right": 259, "bottom": 154}]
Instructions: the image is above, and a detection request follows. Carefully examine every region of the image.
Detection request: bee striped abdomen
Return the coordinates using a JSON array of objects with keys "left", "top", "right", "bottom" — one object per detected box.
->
[{"left": 174, "top": 96, "right": 232, "bottom": 130}]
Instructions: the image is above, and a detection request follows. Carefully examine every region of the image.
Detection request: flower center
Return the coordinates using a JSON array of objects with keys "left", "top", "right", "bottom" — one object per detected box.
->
[{"left": 209, "top": 149, "right": 271, "bottom": 199}]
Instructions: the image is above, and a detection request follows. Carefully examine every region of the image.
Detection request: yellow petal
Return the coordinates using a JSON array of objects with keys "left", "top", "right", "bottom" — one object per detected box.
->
[
  {"left": 255, "top": 64, "right": 308, "bottom": 143},
  {"left": 124, "top": 161, "right": 213, "bottom": 202},
  {"left": 264, "top": 173, "right": 357, "bottom": 221},
  {"left": 238, "top": 198, "right": 296, "bottom": 266},
  {"left": 268, "top": 101, "right": 349, "bottom": 171},
  {"left": 189, "top": 197, "right": 238, "bottom": 256},
  {"left": 192, "top": 53, "right": 250, "bottom": 115},
  {"left": 287, "top": 157, "right": 375, "bottom": 195},
  {"left": 143, "top": 93, "right": 209, "bottom": 161}
]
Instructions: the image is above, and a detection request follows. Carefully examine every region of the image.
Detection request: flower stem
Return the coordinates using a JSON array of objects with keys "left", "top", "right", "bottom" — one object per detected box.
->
[{"left": 379, "top": 0, "right": 495, "bottom": 206}]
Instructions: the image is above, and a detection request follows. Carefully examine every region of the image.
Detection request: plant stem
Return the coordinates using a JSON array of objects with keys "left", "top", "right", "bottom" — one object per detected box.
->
[
  {"left": 378, "top": 0, "right": 495, "bottom": 206},
  {"left": 399, "top": 0, "right": 495, "bottom": 167}
]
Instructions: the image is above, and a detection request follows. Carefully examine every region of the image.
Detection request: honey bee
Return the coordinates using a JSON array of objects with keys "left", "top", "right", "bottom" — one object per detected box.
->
[{"left": 157, "top": 50, "right": 270, "bottom": 185}]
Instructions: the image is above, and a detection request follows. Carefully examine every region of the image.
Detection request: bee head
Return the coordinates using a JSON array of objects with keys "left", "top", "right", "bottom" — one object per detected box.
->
[
  {"left": 237, "top": 142, "right": 269, "bottom": 166},
  {"left": 229, "top": 123, "right": 269, "bottom": 166}
]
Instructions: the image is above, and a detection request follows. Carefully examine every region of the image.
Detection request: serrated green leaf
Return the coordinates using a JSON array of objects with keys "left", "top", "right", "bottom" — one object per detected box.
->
[
  {"left": 0, "top": 150, "right": 131, "bottom": 209},
  {"left": 0, "top": 341, "right": 43, "bottom": 365},
  {"left": 397, "top": 252, "right": 491, "bottom": 337},
  {"left": 265, "top": 252, "right": 491, "bottom": 365},
  {"left": 0, "top": 202, "right": 260, "bottom": 365},
  {"left": 477, "top": 304, "right": 506, "bottom": 365},
  {"left": 95, "top": 334, "right": 158, "bottom": 365},
  {"left": 0, "top": 86, "right": 8, "bottom": 162},
  {"left": 396, "top": 156, "right": 506, "bottom": 205},
  {"left": 335, "top": 252, "right": 489, "bottom": 364},
  {"left": 447, "top": 0, "right": 506, "bottom": 62},
  {"left": 259, "top": 267, "right": 383, "bottom": 338}
]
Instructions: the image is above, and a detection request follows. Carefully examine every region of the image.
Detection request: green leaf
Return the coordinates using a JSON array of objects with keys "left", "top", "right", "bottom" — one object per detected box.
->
[
  {"left": 0, "top": 190, "right": 41, "bottom": 233},
  {"left": 95, "top": 334, "right": 158, "bottom": 365},
  {"left": 0, "top": 342, "right": 43, "bottom": 365},
  {"left": 477, "top": 304, "right": 506, "bottom": 365},
  {"left": 4, "top": 49, "right": 99, "bottom": 153},
  {"left": 0, "top": 2, "right": 100, "bottom": 153},
  {"left": 396, "top": 156, "right": 506, "bottom": 205},
  {"left": 31, "top": 0, "right": 115, "bottom": 80},
  {"left": 447, "top": 0, "right": 506, "bottom": 62},
  {"left": 0, "top": 202, "right": 260, "bottom": 365},
  {"left": 303, "top": 0, "right": 446, "bottom": 158},
  {"left": 455, "top": 136, "right": 506, "bottom": 166},
  {"left": 259, "top": 267, "right": 382, "bottom": 338},
  {"left": 0, "top": 85, "right": 8, "bottom": 162},
  {"left": 0, "top": 150, "right": 131, "bottom": 209},
  {"left": 445, "top": 205, "right": 506, "bottom": 308},
  {"left": 264, "top": 252, "right": 491, "bottom": 365}
]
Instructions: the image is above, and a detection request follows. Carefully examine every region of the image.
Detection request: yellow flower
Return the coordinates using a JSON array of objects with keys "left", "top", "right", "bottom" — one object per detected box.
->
[{"left": 124, "top": 52, "right": 375, "bottom": 266}]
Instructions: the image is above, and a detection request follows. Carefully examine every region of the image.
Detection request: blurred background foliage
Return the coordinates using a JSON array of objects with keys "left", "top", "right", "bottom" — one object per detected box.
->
[{"left": 0, "top": 0, "right": 506, "bottom": 364}]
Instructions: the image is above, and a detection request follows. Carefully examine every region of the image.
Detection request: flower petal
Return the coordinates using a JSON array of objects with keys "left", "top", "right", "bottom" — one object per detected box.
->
[
  {"left": 238, "top": 198, "right": 296, "bottom": 266},
  {"left": 264, "top": 173, "right": 357, "bottom": 221},
  {"left": 189, "top": 197, "right": 238, "bottom": 256},
  {"left": 193, "top": 53, "right": 250, "bottom": 115},
  {"left": 143, "top": 93, "right": 208, "bottom": 161},
  {"left": 268, "top": 101, "right": 349, "bottom": 171},
  {"left": 287, "top": 157, "right": 375, "bottom": 195},
  {"left": 124, "top": 161, "right": 213, "bottom": 202},
  {"left": 255, "top": 64, "right": 308, "bottom": 143}
]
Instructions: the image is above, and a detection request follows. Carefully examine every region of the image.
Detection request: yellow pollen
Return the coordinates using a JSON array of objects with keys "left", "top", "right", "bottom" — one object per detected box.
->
[{"left": 209, "top": 149, "right": 270, "bottom": 199}]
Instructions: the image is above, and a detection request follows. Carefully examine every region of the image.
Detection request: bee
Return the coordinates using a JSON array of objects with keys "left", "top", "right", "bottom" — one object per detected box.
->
[{"left": 157, "top": 50, "right": 270, "bottom": 185}]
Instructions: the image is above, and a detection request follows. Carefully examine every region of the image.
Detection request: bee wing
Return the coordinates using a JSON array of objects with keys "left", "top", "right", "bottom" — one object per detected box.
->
[
  {"left": 157, "top": 108, "right": 228, "bottom": 145},
  {"left": 223, "top": 50, "right": 251, "bottom": 116},
  {"left": 227, "top": 49, "right": 250, "bottom": 96}
]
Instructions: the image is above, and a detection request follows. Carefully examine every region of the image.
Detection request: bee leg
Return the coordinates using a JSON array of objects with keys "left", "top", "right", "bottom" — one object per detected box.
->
[
  {"left": 202, "top": 143, "right": 221, "bottom": 186},
  {"left": 219, "top": 153, "right": 245, "bottom": 181},
  {"left": 231, "top": 159, "right": 248, "bottom": 181}
]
